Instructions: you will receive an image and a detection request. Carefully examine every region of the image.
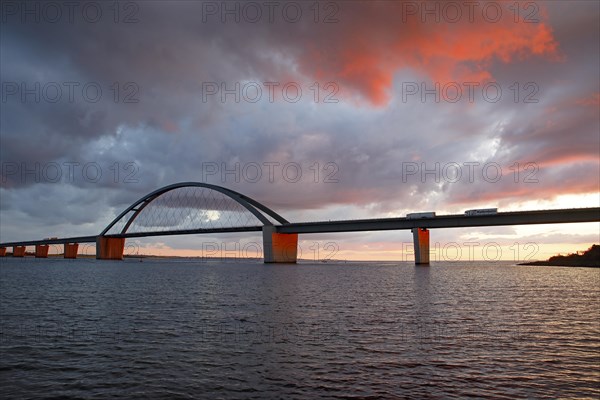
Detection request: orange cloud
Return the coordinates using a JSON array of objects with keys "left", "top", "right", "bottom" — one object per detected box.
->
[
  {"left": 576, "top": 93, "right": 600, "bottom": 107},
  {"left": 298, "top": 1, "right": 560, "bottom": 105}
]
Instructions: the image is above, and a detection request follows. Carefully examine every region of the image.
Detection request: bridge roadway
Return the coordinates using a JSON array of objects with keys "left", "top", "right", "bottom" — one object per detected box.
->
[
  {"left": 1, "top": 208, "right": 598, "bottom": 247},
  {"left": 277, "top": 207, "right": 600, "bottom": 234}
]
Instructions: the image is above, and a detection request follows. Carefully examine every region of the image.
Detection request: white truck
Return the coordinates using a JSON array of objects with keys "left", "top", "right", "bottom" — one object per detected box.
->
[
  {"left": 406, "top": 212, "right": 436, "bottom": 219},
  {"left": 464, "top": 208, "right": 498, "bottom": 216}
]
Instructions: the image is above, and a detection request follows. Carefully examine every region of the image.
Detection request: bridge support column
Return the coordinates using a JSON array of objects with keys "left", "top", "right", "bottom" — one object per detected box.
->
[
  {"left": 96, "top": 237, "right": 125, "bottom": 260},
  {"left": 263, "top": 226, "right": 298, "bottom": 263},
  {"left": 0, "top": 247, "right": 6, "bottom": 257},
  {"left": 35, "top": 244, "right": 49, "bottom": 258},
  {"left": 412, "top": 228, "right": 430, "bottom": 265},
  {"left": 13, "top": 246, "right": 26, "bottom": 257},
  {"left": 64, "top": 243, "right": 79, "bottom": 259}
]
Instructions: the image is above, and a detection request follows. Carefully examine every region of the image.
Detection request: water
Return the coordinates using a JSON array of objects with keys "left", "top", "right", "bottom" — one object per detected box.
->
[{"left": 1, "top": 257, "right": 598, "bottom": 399}]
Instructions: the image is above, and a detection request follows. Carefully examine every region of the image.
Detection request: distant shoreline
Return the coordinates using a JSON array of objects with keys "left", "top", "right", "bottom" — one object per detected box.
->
[
  {"left": 519, "top": 245, "right": 599, "bottom": 268},
  {"left": 518, "top": 261, "right": 599, "bottom": 268}
]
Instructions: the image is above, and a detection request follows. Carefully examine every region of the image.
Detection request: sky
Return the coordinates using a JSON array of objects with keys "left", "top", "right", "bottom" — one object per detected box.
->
[{"left": 1, "top": 0, "right": 599, "bottom": 261}]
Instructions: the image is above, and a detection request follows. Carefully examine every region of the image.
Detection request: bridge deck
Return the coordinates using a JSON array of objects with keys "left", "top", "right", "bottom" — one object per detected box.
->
[
  {"left": 276, "top": 208, "right": 600, "bottom": 234},
  {"left": 0, "top": 236, "right": 98, "bottom": 247},
  {"left": 0, "top": 208, "right": 598, "bottom": 247}
]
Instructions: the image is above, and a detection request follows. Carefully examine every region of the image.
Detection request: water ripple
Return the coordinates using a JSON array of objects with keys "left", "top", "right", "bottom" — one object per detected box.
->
[{"left": 1, "top": 258, "right": 599, "bottom": 398}]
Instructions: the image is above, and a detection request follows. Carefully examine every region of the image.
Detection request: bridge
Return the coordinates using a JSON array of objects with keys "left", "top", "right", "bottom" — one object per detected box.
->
[{"left": 0, "top": 182, "right": 598, "bottom": 264}]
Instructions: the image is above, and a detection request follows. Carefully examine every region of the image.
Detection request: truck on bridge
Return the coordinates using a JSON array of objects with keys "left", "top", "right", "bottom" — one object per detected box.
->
[
  {"left": 406, "top": 212, "right": 436, "bottom": 219},
  {"left": 465, "top": 208, "right": 498, "bottom": 216}
]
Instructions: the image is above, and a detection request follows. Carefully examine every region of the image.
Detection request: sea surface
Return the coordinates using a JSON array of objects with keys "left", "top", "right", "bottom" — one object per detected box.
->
[{"left": 1, "top": 257, "right": 599, "bottom": 399}]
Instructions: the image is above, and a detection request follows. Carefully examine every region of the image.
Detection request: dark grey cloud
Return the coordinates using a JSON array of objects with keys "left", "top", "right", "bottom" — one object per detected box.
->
[{"left": 1, "top": 1, "right": 598, "bottom": 247}]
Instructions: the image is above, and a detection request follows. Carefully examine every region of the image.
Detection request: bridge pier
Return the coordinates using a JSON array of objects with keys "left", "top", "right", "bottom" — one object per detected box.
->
[
  {"left": 0, "top": 247, "right": 6, "bottom": 257},
  {"left": 263, "top": 226, "right": 298, "bottom": 263},
  {"left": 13, "top": 246, "right": 26, "bottom": 257},
  {"left": 96, "top": 237, "right": 125, "bottom": 260},
  {"left": 64, "top": 243, "right": 79, "bottom": 259},
  {"left": 412, "top": 228, "right": 430, "bottom": 265},
  {"left": 35, "top": 244, "right": 49, "bottom": 258}
]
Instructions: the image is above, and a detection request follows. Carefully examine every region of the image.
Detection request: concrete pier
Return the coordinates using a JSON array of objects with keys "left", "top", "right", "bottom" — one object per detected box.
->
[
  {"left": 412, "top": 228, "right": 430, "bottom": 265},
  {"left": 13, "top": 246, "right": 26, "bottom": 257},
  {"left": 64, "top": 243, "right": 79, "bottom": 259},
  {"left": 263, "top": 226, "right": 298, "bottom": 263},
  {"left": 35, "top": 244, "right": 49, "bottom": 258},
  {"left": 96, "top": 237, "right": 125, "bottom": 260}
]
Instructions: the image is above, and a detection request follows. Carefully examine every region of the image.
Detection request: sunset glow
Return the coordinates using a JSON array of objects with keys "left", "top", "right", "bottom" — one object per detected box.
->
[{"left": 1, "top": 0, "right": 598, "bottom": 262}]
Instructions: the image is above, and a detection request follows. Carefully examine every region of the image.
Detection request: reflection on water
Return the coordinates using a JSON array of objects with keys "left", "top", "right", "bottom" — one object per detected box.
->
[{"left": 1, "top": 258, "right": 598, "bottom": 398}]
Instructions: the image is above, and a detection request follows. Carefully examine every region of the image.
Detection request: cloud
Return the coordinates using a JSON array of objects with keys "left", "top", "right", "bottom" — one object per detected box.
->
[
  {"left": 293, "top": 1, "right": 560, "bottom": 105},
  {"left": 0, "top": 1, "right": 598, "bottom": 253}
]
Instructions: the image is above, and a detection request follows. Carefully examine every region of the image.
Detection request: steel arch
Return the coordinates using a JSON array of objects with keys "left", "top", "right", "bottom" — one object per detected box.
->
[{"left": 100, "top": 182, "right": 289, "bottom": 236}]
